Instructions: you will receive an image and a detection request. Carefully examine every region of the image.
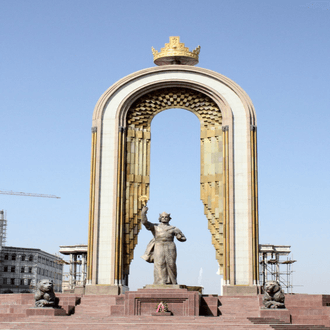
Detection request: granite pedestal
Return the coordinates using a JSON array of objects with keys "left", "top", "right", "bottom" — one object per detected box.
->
[
  {"left": 259, "top": 308, "right": 291, "bottom": 323},
  {"left": 26, "top": 307, "right": 67, "bottom": 316},
  {"left": 110, "top": 285, "right": 201, "bottom": 316}
]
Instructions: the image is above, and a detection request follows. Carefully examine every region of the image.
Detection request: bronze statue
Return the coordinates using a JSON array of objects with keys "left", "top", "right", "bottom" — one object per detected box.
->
[{"left": 141, "top": 206, "right": 186, "bottom": 285}]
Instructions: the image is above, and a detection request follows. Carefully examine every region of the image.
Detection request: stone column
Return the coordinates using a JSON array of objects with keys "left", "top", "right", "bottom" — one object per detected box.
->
[
  {"left": 81, "top": 253, "right": 86, "bottom": 286},
  {"left": 73, "top": 254, "right": 77, "bottom": 288},
  {"left": 69, "top": 253, "right": 74, "bottom": 290}
]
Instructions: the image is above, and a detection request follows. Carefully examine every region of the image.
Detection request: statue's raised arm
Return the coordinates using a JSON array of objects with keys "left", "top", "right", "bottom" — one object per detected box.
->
[
  {"left": 141, "top": 206, "right": 154, "bottom": 231},
  {"left": 141, "top": 206, "right": 148, "bottom": 223}
]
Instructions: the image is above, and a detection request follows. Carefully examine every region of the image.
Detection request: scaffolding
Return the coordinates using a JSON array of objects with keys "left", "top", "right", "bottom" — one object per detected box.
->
[
  {"left": 59, "top": 245, "right": 87, "bottom": 292},
  {"left": 0, "top": 210, "right": 7, "bottom": 251},
  {"left": 259, "top": 244, "right": 296, "bottom": 294}
]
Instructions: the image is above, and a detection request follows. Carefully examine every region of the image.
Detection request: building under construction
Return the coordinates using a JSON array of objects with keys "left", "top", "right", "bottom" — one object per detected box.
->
[
  {"left": 0, "top": 210, "right": 63, "bottom": 293},
  {"left": 59, "top": 244, "right": 87, "bottom": 293},
  {"left": 0, "top": 210, "right": 7, "bottom": 251}
]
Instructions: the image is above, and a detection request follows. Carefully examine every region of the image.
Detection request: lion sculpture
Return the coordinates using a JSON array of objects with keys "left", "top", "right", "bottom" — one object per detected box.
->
[
  {"left": 262, "top": 281, "right": 285, "bottom": 309},
  {"left": 34, "top": 279, "right": 59, "bottom": 308}
]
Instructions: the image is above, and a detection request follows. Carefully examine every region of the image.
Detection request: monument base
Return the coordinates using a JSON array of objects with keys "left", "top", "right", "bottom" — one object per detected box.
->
[
  {"left": 110, "top": 286, "right": 200, "bottom": 316},
  {"left": 151, "top": 311, "right": 172, "bottom": 316},
  {"left": 222, "top": 285, "right": 261, "bottom": 296},
  {"left": 143, "top": 284, "right": 186, "bottom": 290},
  {"left": 84, "top": 284, "right": 128, "bottom": 295},
  {"left": 143, "top": 284, "right": 203, "bottom": 294}
]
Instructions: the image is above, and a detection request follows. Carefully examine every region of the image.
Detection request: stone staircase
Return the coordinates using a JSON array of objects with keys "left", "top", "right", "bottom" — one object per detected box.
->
[
  {"left": 0, "top": 293, "right": 330, "bottom": 329},
  {"left": 285, "top": 295, "right": 330, "bottom": 326},
  {"left": 0, "top": 293, "right": 80, "bottom": 322},
  {"left": 248, "top": 294, "right": 330, "bottom": 329},
  {"left": 0, "top": 294, "right": 32, "bottom": 321}
]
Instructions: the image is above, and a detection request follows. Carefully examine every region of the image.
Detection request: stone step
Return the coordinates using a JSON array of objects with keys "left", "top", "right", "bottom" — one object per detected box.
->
[
  {"left": 286, "top": 295, "right": 326, "bottom": 307},
  {"left": 291, "top": 315, "right": 330, "bottom": 325},
  {"left": 248, "top": 317, "right": 288, "bottom": 324},
  {"left": 0, "top": 313, "right": 26, "bottom": 319},
  {"left": 75, "top": 304, "right": 111, "bottom": 310},
  {"left": 289, "top": 308, "right": 328, "bottom": 316},
  {"left": 0, "top": 305, "right": 30, "bottom": 312},
  {"left": 271, "top": 326, "right": 330, "bottom": 330},
  {"left": 0, "top": 315, "right": 276, "bottom": 327},
  {"left": 0, "top": 324, "right": 273, "bottom": 330},
  {"left": 76, "top": 297, "right": 116, "bottom": 304}
]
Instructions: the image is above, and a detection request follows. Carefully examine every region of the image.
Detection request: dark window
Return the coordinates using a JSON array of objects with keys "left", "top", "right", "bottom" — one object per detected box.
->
[
  {"left": 38, "top": 256, "right": 41, "bottom": 262},
  {"left": 20, "top": 279, "right": 24, "bottom": 285},
  {"left": 21, "top": 255, "right": 26, "bottom": 261},
  {"left": 28, "top": 255, "right": 33, "bottom": 262},
  {"left": 3, "top": 278, "right": 7, "bottom": 284},
  {"left": 4, "top": 254, "right": 8, "bottom": 260},
  {"left": 10, "top": 278, "right": 15, "bottom": 285},
  {"left": 11, "top": 254, "right": 16, "bottom": 261},
  {"left": 11, "top": 266, "right": 15, "bottom": 273},
  {"left": 4, "top": 266, "right": 8, "bottom": 272},
  {"left": 37, "top": 268, "right": 40, "bottom": 274},
  {"left": 27, "top": 279, "right": 31, "bottom": 285},
  {"left": 28, "top": 267, "right": 32, "bottom": 273},
  {"left": 21, "top": 267, "right": 25, "bottom": 273}
]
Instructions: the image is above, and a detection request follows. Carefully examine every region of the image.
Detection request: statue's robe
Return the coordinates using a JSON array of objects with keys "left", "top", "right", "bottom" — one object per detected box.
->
[{"left": 141, "top": 238, "right": 155, "bottom": 263}]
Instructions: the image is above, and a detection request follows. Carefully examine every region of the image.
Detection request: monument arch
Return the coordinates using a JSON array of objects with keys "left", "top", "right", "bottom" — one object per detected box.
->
[{"left": 87, "top": 37, "right": 259, "bottom": 295}]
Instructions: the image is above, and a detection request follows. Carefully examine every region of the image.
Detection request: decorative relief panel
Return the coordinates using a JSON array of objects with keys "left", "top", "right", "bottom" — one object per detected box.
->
[
  {"left": 127, "top": 87, "right": 221, "bottom": 129},
  {"left": 123, "top": 128, "right": 150, "bottom": 275},
  {"left": 200, "top": 127, "right": 224, "bottom": 272}
]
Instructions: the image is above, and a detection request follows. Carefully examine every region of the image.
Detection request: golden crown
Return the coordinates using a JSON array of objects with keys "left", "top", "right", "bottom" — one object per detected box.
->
[{"left": 152, "top": 36, "right": 200, "bottom": 66}]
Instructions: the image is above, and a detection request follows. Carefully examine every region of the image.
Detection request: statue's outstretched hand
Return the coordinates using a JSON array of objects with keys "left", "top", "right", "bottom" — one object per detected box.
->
[{"left": 175, "top": 230, "right": 187, "bottom": 242}]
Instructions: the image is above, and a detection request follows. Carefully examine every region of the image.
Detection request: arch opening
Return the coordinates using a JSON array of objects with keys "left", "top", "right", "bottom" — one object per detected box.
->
[
  {"left": 129, "top": 108, "right": 221, "bottom": 293},
  {"left": 122, "top": 87, "right": 225, "bottom": 287}
]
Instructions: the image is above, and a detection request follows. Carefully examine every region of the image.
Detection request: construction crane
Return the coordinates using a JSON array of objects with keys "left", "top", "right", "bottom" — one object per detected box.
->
[{"left": 0, "top": 190, "right": 60, "bottom": 199}]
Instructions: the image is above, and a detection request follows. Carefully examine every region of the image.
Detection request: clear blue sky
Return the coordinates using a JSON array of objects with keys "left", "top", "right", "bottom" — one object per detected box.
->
[{"left": 1, "top": 0, "right": 329, "bottom": 294}]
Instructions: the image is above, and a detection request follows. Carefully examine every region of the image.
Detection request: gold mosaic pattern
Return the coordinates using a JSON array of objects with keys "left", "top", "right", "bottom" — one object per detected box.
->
[
  {"left": 200, "top": 127, "right": 224, "bottom": 272},
  {"left": 123, "top": 128, "right": 150, "bottom": 275},
  {"left": 123, "top": 87, "right": 224, "bottom": 276},
  {"left": 127, "top": 88, "right": 221, "bottom": 129}
]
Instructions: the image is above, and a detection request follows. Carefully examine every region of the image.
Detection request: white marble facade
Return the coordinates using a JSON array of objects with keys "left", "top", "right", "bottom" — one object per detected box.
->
[{"left": 90, "top": 66, "right": 257, "bottom": 287}]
